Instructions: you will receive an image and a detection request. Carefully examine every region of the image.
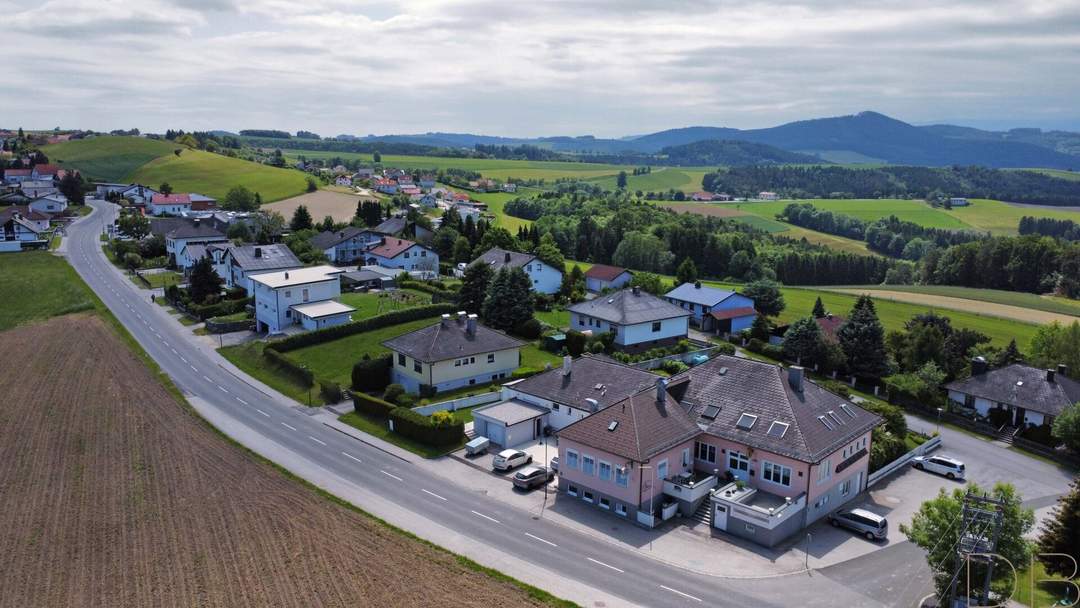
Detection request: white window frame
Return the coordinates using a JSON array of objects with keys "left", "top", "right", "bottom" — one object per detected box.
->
[
  {"left": 582, "top": 490, "right": 594, "bottom": 504},
  {"left": 598, "top": 461, "right": 612, "bottom": 482},
  {"left": 761, "top": 461, "right": 792, "bottom": 487},
  {"left": 582, "top": 454, "right": 595, "bottom": 476},
  {"left": 615, "top": 466, "right": 629, "bottom": 488},
  {"left": 599, "top": 497, "right": 611, "bottom": 510},
  {"left": 566, "top": 450, "right": 579, "bottom": 470},
  {"left": 728, "top": 450, "right": 749, "bottom": 472},
  {"left": 682, "top": 448, "right": 691, "bottom": 468},
  {"left": 567, "top": 484, "right": 578, "bottom": 497},
  {"left": 615, "top": 503, "right": 627, "bottom": 517},
  {"left": 695, "top": 441, "right": 716, "bottom": 464},
  {"left": 818, "top": 459, "right": 831, "bottom": 484},
  {"left": 656, "top": 459, "right": 669, "bottom": 481},
  {"left": 840, "top": 478, "right": 852, "bottom": 497}
]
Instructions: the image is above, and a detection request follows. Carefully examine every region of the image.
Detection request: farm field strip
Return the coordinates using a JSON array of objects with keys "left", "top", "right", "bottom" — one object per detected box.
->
[
  {"left": 823, "top": 288, "right": 1078, "bottom": 326},
  {"left": 738, "top": 198, "right": 974, "bottom": 229},
  {"left": 942, "top": 198, "right": 1080, "bottom": 235},
  {"left": 262, "top": 189, "right": 369, "bottom": 223},
  {"left": 820, "top": 284, "right": 1080, "bottom": 317}
]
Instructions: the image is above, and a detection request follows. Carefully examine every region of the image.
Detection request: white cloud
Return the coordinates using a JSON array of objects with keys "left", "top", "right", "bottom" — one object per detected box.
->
[{"left": 2, "top": 0, "right": 1078, "bottom": 134}]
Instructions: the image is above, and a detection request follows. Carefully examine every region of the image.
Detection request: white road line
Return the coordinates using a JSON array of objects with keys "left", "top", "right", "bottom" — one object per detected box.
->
[
  {"left": 381, "top": 470, "right": 404, "bottom": 482},
  {"left": 217, "top": 385, "right": 229, "bottom": 393},
  {"left": 470, "top": 510, "right": 500, "bottom": 524},
  {"left": 235, "top": 397, "right": 248, "bottom": 406},
  {"left": 180, "top": 356, "right": 187, "bottom": 363},
  {"left": 256, "top": 409, "right": 270, "bottom": 417},
  {"left": 281, "top": 422, "right": 297, "bottom": 431},
  {"left": 586, "top": 557, "right": 624, "bottom": 573},
  {"left": 342, "top": 452, "right": 363, "bottom": 464},
  {"left": 203, "top": 375, "right": 212, "bottom": 382},
  {"left": 190, "top": 365, "right": 198, "bottom": 372},
  {"left": 660, "top": 586, "right": 702, "bottom": 602},
  {"left": 308, "top": 435, "right": 327, "bottom": 446},
  {"left": 170, "top": 348, "right": 178, "bottom": 355},
  {"left": 525, "top": 532, "right": 557, "bottom": 547},
  {"left": 422, "top": 489, "right": 447, "bottom": 501}
]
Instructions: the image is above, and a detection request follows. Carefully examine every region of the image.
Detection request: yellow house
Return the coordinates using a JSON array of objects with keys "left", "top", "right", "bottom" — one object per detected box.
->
[{"left": 382, "top": 313, "right": 525, "bottom": 394}]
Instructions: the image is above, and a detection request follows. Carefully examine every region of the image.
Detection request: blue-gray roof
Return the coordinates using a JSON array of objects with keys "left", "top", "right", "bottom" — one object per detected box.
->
[
  {"left": 567, "top": 287, "right": 691, "bottom": 325},
  {"left": 665, "top": 283, "right": 737, "bottom": 306}
]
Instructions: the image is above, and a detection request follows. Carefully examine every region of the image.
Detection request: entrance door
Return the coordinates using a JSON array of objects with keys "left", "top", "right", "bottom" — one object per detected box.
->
[
  {"left": 534, "top": 418, "right": 542, "bottom": 439},
  {"left": 713, "top": 503, "right": 728, "bottom": 530},
  {"left": 1014, "top": 407, "right": 1026, "bottom": 427}
]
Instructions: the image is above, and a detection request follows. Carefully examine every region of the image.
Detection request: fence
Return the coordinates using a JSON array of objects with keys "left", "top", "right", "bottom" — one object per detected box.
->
[
  {"left": 412, "top": 391, "right": 502, "bottom": 416},
  {"left": 867, "top": 435, "right": 942, "bottom": 488}
]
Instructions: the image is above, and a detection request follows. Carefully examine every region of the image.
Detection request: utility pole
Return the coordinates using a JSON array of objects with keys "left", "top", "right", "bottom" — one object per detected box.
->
[{"left": 943, "top": 491, "right": 1006, "bottom": 607}]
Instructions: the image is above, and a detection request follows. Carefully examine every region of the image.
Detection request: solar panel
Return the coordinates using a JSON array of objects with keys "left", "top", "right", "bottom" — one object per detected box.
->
[
  {"left": 702, "top": 405, "right": 721, "bottom": 420},
  {"left": 735, "top": 413, "right": 758, "bottom": 431},
  {"left": 766, "top": 421, "right": 789, "bottom": 438}
]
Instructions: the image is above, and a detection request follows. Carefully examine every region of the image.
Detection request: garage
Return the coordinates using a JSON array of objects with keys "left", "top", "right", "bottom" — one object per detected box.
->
[{"left": 471, "top": 399, "right": 548, "bottom": 449}]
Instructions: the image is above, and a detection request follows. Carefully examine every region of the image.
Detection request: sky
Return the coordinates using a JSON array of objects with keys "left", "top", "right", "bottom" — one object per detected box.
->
[{"left": 2, "top": 0, "right": 1079, "bottom": 137}]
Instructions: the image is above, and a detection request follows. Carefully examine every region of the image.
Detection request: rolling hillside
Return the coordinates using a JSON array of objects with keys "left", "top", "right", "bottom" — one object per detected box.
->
[{"left": 41, "top": 136, "right": 309, "bottom": 202}]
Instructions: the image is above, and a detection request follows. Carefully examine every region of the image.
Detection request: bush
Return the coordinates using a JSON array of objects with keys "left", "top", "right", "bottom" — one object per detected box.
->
[
  {"left": 660, "top": 360, "right": 689, "bottom": 375},
  {"left": 859, "top": 399, "right": 907, "bottom": 437},
  {"left": 869, "top": 429, "right": 907, "bottom": 473},
  {"left": 747, "top": 338, "right": 765, "bottom": 353},
  {"left": 1020, "top": 424, "right": 1057, "bottom": 447},
  {"left": 352, "top": 354, "right": 393, "bottom": 392},
  {"left": 319, "top": 379, "right": 344, "bottom": 404},
  {"left": 395, "top": 392, "right": 416, "bottom": 408},
  {"left": 383, "top": 383, "right": 405, "bottom": 403},
  {"left": 565, "top": 330, "right": 587, "bottom": 357},
  {"left": 272, "top": 304, "right": 458, "bottom": 352},
  {"left": 430, "top": 410, "right": 454, "bottom": 425},
  {"left": 187, "top": 297, "right": 252, "bottom": 320},
  {"left": 511, "top": 367, "right": 543, "bottom": 380},
  {"left": 263, "top": 347, "right": 314, "bottom": 387},
  {"left": 398, "top": 280, "right": 459, "bottom": 303},
  {"left": 225, "top": 287, "right": 248, "bottom": 300},
  {"left": 353, "top": 392, "right": 396, "bottom": 418},
  {"left": 389, "top": 407, "right": 464, "bottom": 447},
  {"left": 712, "top": 342, "right": 736, "bottom": 356},
  {"left": 514, "top": 318, "right": 543, "bottom": 339}
]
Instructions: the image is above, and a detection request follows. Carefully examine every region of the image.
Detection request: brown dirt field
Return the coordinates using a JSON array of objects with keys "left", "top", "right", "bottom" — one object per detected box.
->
[
  {"left": 658, "top": 202, "right": 748, "bottom": 217},
  {"left": 829, "top": 289, "right": 1077, "bottom": 325},
  {"left": 263, "top": 190, "right": 378, "bottom": 223},
  {"left": 0, "top": 314, "right": 549, "bottom": 608}
]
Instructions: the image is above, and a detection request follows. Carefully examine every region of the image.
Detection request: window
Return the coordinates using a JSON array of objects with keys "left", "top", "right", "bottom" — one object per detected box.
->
[
  {"left": 657, "top": 459, "right": 668, "bottom": 480},
  {"left": 615, "top": 503, "right": 627, "bottom": 517},
  {"left": 582, "top": 491, "right": 594, "bottom": 504},
  {"left": 599, "top": 461, "right": 612, "bottom": 482},
  {"left": 566, "top": 450, "right": 578, "bottom": 469},
  {"left": 420, "top": 250, "right": 426, "bottom": 257},
  {"left": 487, "top": 353, "right": 495, "bottom": 363},
  {"left": 526, "top": 264, "right": 532, "bottom": 272},
  {"left": 567, "top": 484, "right": 578, "bottom": 497},
  {"left": 762, "top": 461, "right": 791, "bottom": 487},
  {"left": 582, "top": 455, "right": 595, "bottom": 476},
  {"left": 553, "top": 403, "right": 560, "bottom": 411},
  {"left": 454, "top": 359, "right": 461, "bottom": 367},
  {"left": 695, "top": 441, "right": 716, "bottom": 464},
  {"left": 404, "top": 252, "right": 410, "bottom": 258},
  {"left": 736, "top": 413, "right": 758, "bottom": 431},
  {"left": 819, "top": 459, "right": 831, "bottom": 483},
  {"left": 599, "top": 497, "right": 611, "bottom": 510},
  {"left": 840, "top": 479, "right": 852, "bottom": 497},
  {"left": 682, "top": 448, "right": 691, "bottom": 468},
  {"left": 413, "top": 361, "right": 422, "bottom": 373},
  {"left": 302, "top": 288, "right": 309, "bottom": 302},
  {"left": 728, "top": 451, "right": 749, "bottom": 472},
  {"left": 284, "top": 290, "right": 291, "bottom": 298},
  {"left": 397, "top": 354, "right": 406, "bottom": 367},
  {"left": 615, "top": 466, "right": 629, "bottom": 488},
  {"left": 744, "top": 524, "right": 756, "bottom": 533},
  {"left": 651, "top": 321, "right": 662, "bottom": 332},
  {"left": 578, "top": 316, "right": 585, "bottom": 326}
]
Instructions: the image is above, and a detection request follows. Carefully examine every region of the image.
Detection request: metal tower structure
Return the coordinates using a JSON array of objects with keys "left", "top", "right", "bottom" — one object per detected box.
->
[{"left": 944, "top": 491, "right": 1006, "bottom": 607}]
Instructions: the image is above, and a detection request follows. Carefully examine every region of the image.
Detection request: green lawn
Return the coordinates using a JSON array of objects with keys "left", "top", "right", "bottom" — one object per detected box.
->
[
  {"left": 0, "top": 251, "right": 96, "bottom": 330},
  {"left": 41, "top": 136, "right": 179, "bottom": 182},
  {"left": 740, "top": 198, "right": 974, "bottom": 229},
  {"left": 522, "top": 343, "right": 562, "bottom": 369},
  {"left": 338, "top": 412, "right": 463, "bottom": 458},
  {"left": 48, "top": 234, "right": 61, "bottom": 250},
  {"left": 467, "top": 190, "right": 534, "bottom": 232},
  {"left": 943, "top": 198, "right": 1080, "bottom": 235},
  {"left": 208, "top": 311, "right": 251, "bottom": 323},
  {"left": 287, "top": 317, "right": 442, "bottom": 387},
  {"left": 1008, "top": 560, "right": 1076, "bottom": 608},
  {"left": 823, "top": 284, "right": 1080, "bottom": 317},
  {"left": 535, "top": 308, "right": 570, "bottom": 329},
  {"left": 133, "top": 270, "right": 184, "bottom": 290},
  {"left": 337, "top": 289, "right": 432, "bottom": 317},
  {"left": 131, "top": 148, "right": 309, "bottom": 203},
  {"left": 218, "top": 341, "right": 326, "bottom": 406}
]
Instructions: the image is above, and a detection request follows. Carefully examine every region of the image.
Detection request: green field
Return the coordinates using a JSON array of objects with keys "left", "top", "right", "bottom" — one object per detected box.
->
[
  {"left": 0, "top": 251, "right": 96, "bottom": 330},
  {"left": 943, "top": 198, "right": 1080, "bottom": 235},
  {"left": 42, "top": 136, "right": 310, "bottom": 203},
  {"left": 337, "top": 289, "right": 432, "bottom": 317},
  {"left": 740, "top": 198, "right": 973, "bottom": 229},
  {"left": 822, "top": 284, "right": 1080, "bottom": 317},
  {"left": 280, "top": 150, "right": 624, "bottom": 181},
  {"left": 727, "top": 214, "right": 791, "bottom": 233},
  {"left": 465, "top": 190, "right": 533, "bottom": 232},
  {"left": 1022, "top": 168, "right": 1080, "bottom": 181},
  {"left": 587, "top": 167, "right": 711, "bottom": 193}
]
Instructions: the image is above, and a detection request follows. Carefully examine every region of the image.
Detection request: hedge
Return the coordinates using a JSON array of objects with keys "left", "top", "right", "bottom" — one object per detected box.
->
[
  {"left": 264, "top": 347, "right": 314, "bottom": 387},
  {"left": 399, "top": 280, "right": 459, "bottom": 304},
  {"left": 389, "top": 406, "right": 465, "bottom": 447},
  {"left": 188, "top": 297, "right": 252, "bottom": 320},
  {"left": 353, "top": 392, "right": 397, "bottom": 418},
  {"left": 352, "top": 354, "right": 393, "bottom": 391},
  {"left": 318, "top": 378, "right": 344, "bottom": 404},
  {"left": 272, "top": 304, "right": 459, "bottom": 352}
]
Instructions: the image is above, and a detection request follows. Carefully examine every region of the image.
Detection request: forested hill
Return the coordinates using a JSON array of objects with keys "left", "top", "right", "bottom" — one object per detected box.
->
[
  {"left": 701, "top": 165, "right": 1080, "bottom": 206},
  {"left": 659, "top": 140, "right": 825, "bottom": 166}
]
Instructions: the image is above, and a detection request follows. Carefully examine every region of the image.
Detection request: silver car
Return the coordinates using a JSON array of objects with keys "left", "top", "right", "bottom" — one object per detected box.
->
[
  {"left": 512, "top": 466, "right": 554, "bottom": 490},
  {"left": 829, "top": 508, "right": 888, "bottom": 541},
  {"left": 492, "top": 449, "right": 531, "bottom": 471}
]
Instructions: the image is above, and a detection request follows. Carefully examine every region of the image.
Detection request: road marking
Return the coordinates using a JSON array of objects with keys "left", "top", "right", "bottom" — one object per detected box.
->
[
  {"left": 381, "top": 470, "right": 404, "bottom": 482},
  {"left": 470, "top": 510, "right": 500, "bottom": 524},
  {"left": 308, "top": 435, "right": 327, "bottom": 446},
  {"left": 203, "top": 375, "right": 212, "bottom": 382},
  {"left": 281, "top": 422, "right": 297, "bottom": 431},
  {"left": 180, "top": 356, "right": 188, "bottom": 363},
  {"left": 525, "top": 532, "right": 557, "bottom": 547},
  {"left": 422, "top": 489, "right": 447, "bottom": 501},
  {"left": 217, "top": 385, "right": 229, "bottom": 394},
  {"left": 190, "top": 365, "right": 198, "bottom": 372},
  {"left": 256, "top": 409, "right": 270, "bottom": 417},
  {"left": 170, "top": 348, "right": 178, "bottom": 355},
  {"left": 342, "top": 451, "right": 363, "bottom": 463},
  {"left": 660, "top": 586, "right": 702, "bottom": 602},
  {"left": 587, "top": 557, "right": 624, "bottom": 573},
  {"left": 235, "top": 397, "right": 248, "bottom": 405}
]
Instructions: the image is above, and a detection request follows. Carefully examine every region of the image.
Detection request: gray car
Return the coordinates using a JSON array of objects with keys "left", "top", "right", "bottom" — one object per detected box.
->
[
  {"left": 828, "top": 508, "right": 888, "bottom": 541},
  {"left": 512, "top": 466, "right": 554, "bottom": 490}
]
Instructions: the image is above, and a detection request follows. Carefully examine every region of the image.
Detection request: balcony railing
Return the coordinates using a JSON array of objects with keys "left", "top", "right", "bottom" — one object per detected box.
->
[{"left": 662, "top": 472, "right": 718, "bottom": 504}]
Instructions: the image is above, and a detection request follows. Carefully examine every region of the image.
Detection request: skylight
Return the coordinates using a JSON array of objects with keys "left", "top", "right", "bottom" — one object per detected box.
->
[
  {"left": 840, "top": 404, "right": 857, "bottom": 419},
  {"left": 702, "top": 405, "right": 721, "bottom": 420},
  {"left": 767, "top": 421, "right": 789, "bottom": 438},
  {"left": 607, "top": 421, "right": 619, "bottom": 432},
  {"left": 735, "top": 413, "right": 758, "bottom": 431},
  {"left": 818, "top": 415, "right": 835, "bottom": 430},
  {"left": 718, "top": 367, "right": 728, "bottom": 376},
  {"left": 827, "top": 410, "right": 845, "bottom": 426}
]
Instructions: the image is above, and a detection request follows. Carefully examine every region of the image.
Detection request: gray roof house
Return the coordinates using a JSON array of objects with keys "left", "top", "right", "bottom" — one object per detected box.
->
[
  {"left": 222, "top": 244, "right": 303, "bottom": 294},
  {"left": 309, "top": 227, "right": 382, "bottom": 264},
  {"left": 945, "top": 362, "right": 1080, "bottom": 428},
  {"left": 566, "top": 286, "right": 691, "bottom": 351},
  {"left": 471, "top": 247, "right": 563, "bottom": 294}
]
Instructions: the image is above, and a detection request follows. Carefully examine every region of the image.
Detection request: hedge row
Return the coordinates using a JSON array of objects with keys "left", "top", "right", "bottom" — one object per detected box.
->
[
  {"left": 187, "top": 297, "right": 252, "bottom": 321},
  {"left": 264, "top": 347, "right": 314, "bottom": 387},
  {"left": 272, "top": 304, "right": 459, "bottom": 352},
  {"left": 352, "top": 354, "right": 393, "bottom": 391},
  {"left": 398, "top": 280, "right": 459, "bottom": 304},
  {"left": 318, "top": 378, "right": 344, "bottom": 404},
  {"left": 389, "top": 406, "right": 465, "bottom": 447},
  {"left": 353, "top": 392, "right": 397, "bottom": 418}
]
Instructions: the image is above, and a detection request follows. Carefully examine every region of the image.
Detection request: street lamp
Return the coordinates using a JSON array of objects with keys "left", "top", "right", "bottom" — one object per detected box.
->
[{"left": 936, "top": 407, "right": 943, "bottom": 434}]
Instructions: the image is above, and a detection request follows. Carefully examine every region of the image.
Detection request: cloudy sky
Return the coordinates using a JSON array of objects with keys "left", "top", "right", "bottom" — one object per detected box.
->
[{"left": 3, "top": 0, "right": 1079, "bottom": 137}]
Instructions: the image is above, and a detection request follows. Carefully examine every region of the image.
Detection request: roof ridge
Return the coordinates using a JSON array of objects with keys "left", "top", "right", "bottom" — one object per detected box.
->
[{"left": 629, "top": 388, "right": 644, "bottom": 463}]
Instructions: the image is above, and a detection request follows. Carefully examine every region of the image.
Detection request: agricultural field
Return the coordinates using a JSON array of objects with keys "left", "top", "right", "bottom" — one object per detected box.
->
[
  {"left": 0, "top": 251, "right": 95, "bottom": 330},
  {"left": 42, "top": 136, "right": 310, "bottom": 202},
  {"left": 468, "top": 190, "right": 533, "bottom": 231},
  {"left": 739, "top": 198, "right": 973, "bottom": 229},
  {"left": 279, "top": 150, "right": 623, "bottom": 181},
  {"left": 586, "top": 167, "right": 711, "bottom": 193},
  {"left": 822, "top": 284, "right": 1080, "bottom": 318},
  {"left": 823, "top": 288, "right": 1078, "bottom": 326},
  {"left": 263, "top": 189, "right": 369, "bottom": 223},
  {"left": 942, "top": 198, "right": 1080, "bottom": 235},
  {"left": 0, "top": 316, "right": 555, "bottom": 608}
]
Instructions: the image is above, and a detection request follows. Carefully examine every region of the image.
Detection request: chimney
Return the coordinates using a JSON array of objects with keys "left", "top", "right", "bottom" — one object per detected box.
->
[
  {"left": 694, "top": 280, "right": 701, "bottom": 289},
  {"left": 339, "top": 231, "right": 345, "bottom": 238},
  {"left": 789, "top": 366, "right": 804, "bottom": 392},
  {"left": 655, "top": 378, "right": 668, "bottom": 404},
  {"left": 440, "top": 313, "right": 451, "bottom": 327},
  {"left": 632, "top": 285, "right": 641, "bottom": 296},
  {"left": 504, "top": 251, "right": 512, "bottom": 263},
  {"left": 562, "top": 355, "right": 572, "bottom": 376},
  {"left": 1058, "top": 364, "right": 1069, "bottom": 378},
  {"left": 1047, "top": 369, "right": 1057, "bottom": 383},
  {"left": 585, "top": 398, "right": 599, "bottom": 412},
  {"left": 456, "top": 311, "right": 466, "bottom": 325},
  {"left": 971, "top": 356, "right": 988, "bottom": 376},
  {"left": 466, "top": 313, "right": 478, "bottom": 336},
  {"left": 254, "top": 247, "right": 262, "bottom": 258}
]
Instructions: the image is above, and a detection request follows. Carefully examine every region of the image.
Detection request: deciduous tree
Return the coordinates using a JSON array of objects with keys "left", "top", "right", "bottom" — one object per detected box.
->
[
  {"left": 742, "top": 279, "right": 785, "bottom": 317},
  {"left": 1037, "top": 476, "right": 1080, "bottom": 577}
]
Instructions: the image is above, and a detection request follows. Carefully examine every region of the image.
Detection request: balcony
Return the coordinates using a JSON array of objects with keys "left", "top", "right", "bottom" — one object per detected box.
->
[
  {"left": 663, "top": 471, "right": 718, "bottom": 506},
  {"left": 711, "top": 482, "right": 805, "bottom": 531}
]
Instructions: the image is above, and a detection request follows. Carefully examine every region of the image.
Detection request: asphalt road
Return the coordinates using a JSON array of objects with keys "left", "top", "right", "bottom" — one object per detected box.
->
[{"left": 66, "top": 200, "right": 935, "bottom": 608}]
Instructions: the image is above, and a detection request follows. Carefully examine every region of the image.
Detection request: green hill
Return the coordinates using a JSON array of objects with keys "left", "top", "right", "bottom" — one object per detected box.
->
[{"left": 42, "top": 136, "right": 309, "bottom": 202}]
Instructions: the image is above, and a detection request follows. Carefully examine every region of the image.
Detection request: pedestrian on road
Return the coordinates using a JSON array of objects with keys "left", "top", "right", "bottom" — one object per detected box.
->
[{"left": 151, "top": 294, "right": 155, "bottom": 303}]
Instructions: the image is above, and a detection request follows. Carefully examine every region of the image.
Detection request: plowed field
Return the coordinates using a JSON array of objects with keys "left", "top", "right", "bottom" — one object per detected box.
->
[{"left": 0, "top": 314, "right": 550, "bottom": 608}]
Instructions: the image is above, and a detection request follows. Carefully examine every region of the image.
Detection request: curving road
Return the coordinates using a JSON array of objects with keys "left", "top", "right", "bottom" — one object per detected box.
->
[{"left": 64, "top": 200, "right": 932, "bottom": 608}]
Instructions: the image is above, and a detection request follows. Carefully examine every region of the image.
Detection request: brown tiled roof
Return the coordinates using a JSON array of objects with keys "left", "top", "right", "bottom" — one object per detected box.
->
[
  {"left": 557, "top": 384, "right": 700, "bottom": 462},
  {"left": 584, "top": 264, "right": 629, "bottom": 282},
  {"left": 709, "top": 307, "right": 756, "bottom": 321},
  {"left": 368, "top": 237, "right": 415, "bottom": 259}
]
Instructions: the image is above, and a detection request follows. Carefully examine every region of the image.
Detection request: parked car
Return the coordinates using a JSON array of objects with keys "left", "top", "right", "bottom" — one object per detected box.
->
[
  {"left": 912, "top": 455, "right": 966, "bottom": 480},
  {"left": 512, "top": 466, "right": 554, "bottom": 490},
  {"left": 550, "top": 456, "right": 559, "bottom": 473},
  {"left": 829, "top": 508, "right": 888, "bottom": 541},
  {"left": 492, "top": 449, "right": 531, "bottom": 471}
]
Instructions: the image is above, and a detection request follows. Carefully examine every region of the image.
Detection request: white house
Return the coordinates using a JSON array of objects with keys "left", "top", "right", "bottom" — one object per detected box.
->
[
  {"left": 364, "top": 238, "right": 439, "bottom": 275},
  {"left": 757, "top": 191, "right": 779, "bottom": 201},
  {"left": 120, "top": 184, "right": 159, "bottom": 205},
  {"left": 945, "top": 360, "right": 1079, "bottom": 429},
  {"left": 1, "top": 210, "right": 49, "bottom": 248},
  {"left": 584, "top": 264, "right": 633, "bottom": 293},
  {"left": 28, "top": 194, "right": 68, "bottom": 215},
  {"left": 665, "top": 282, "right": 757, "bottom": 334},
  {"left": 471, "top": 248, "right": 563, "bottom": 295},
  {"left": 20, "top": 180, "right": 57, "bottom": 198},
  {"left": 3, "top": 168, "right": 32, "bottom": 185},
  {"left": 309, "top": 227, "right": 382, "bottom": 264},
  {"left": 150, "top": 193, "right": 193, "bottom": 216},
  {"left": 220, "top": 244, "right": 303, "bottom": 294},
  {"left": 164, "top": 221, "right": 229, "bottom": 268},
  {"left": 250, "top": 265, "right": 349, "bottom": 334},
  {"left": 567, "top": 286, "right": 691, "bottom": 352},
  {"left": 948, "top": 197, "right": 971, "bottom": 207},
  {"left": 0, "top": 206, "right": 50, "bottom": 232}
]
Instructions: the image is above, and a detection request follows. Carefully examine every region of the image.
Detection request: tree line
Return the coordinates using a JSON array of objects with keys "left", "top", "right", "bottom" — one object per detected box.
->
[{"left": 1019, "top": 216, "right": 1080, "bottom": 241}]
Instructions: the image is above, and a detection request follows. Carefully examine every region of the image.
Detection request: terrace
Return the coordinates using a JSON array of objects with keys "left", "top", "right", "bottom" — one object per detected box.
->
[
  {"left": 711, "top": 482, "right": 806, "bottom": 532},
  {"left": 662, "top": 470, "right": 719, "bottom": 509}
]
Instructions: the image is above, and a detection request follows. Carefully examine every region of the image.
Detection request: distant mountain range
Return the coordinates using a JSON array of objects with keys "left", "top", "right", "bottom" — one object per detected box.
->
[{"left": 349, "top": 111, "right": 1080, "bottom": 169}]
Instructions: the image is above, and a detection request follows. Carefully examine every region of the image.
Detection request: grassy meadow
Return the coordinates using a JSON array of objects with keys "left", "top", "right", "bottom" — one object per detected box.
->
[
  {"left": 942, "top": 198, "right": 1080, "bottom": 235},
  {"left": 280, "top": 150, "right": 625, "bottom": 181},
  {"left": 821, "top": 284, "right": 1080, "bottom": 317},
  {"left": 41, "top": 136, "right": 179, "bottom": 182},
  {"left": 739, "top": 198, "right": 972, "bottom": 229},
  {"left": 0, "top": 251, "right": 96, "bottom": 330}
]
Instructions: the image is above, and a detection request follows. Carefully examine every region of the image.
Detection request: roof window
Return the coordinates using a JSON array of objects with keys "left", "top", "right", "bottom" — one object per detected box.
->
[
  {"left": 766, "top": 421, "right": 789, "bottom": 438},
  {"left": 735, "top": 413, "right": 758, "bottom": 431}
]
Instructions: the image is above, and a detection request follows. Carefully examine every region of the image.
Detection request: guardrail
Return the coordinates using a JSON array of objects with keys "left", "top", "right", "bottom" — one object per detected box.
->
[
  {"left": 411, "top": 391, "right": 502, "bottom": 416},
  {"left": 867, "top": 435, "right": 942, "bottom": 488}
]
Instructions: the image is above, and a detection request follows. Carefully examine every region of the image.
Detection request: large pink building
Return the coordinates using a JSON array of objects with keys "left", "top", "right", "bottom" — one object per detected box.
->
[{"left": 556, "top": 355, "right": 880, "bottom": 547}]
